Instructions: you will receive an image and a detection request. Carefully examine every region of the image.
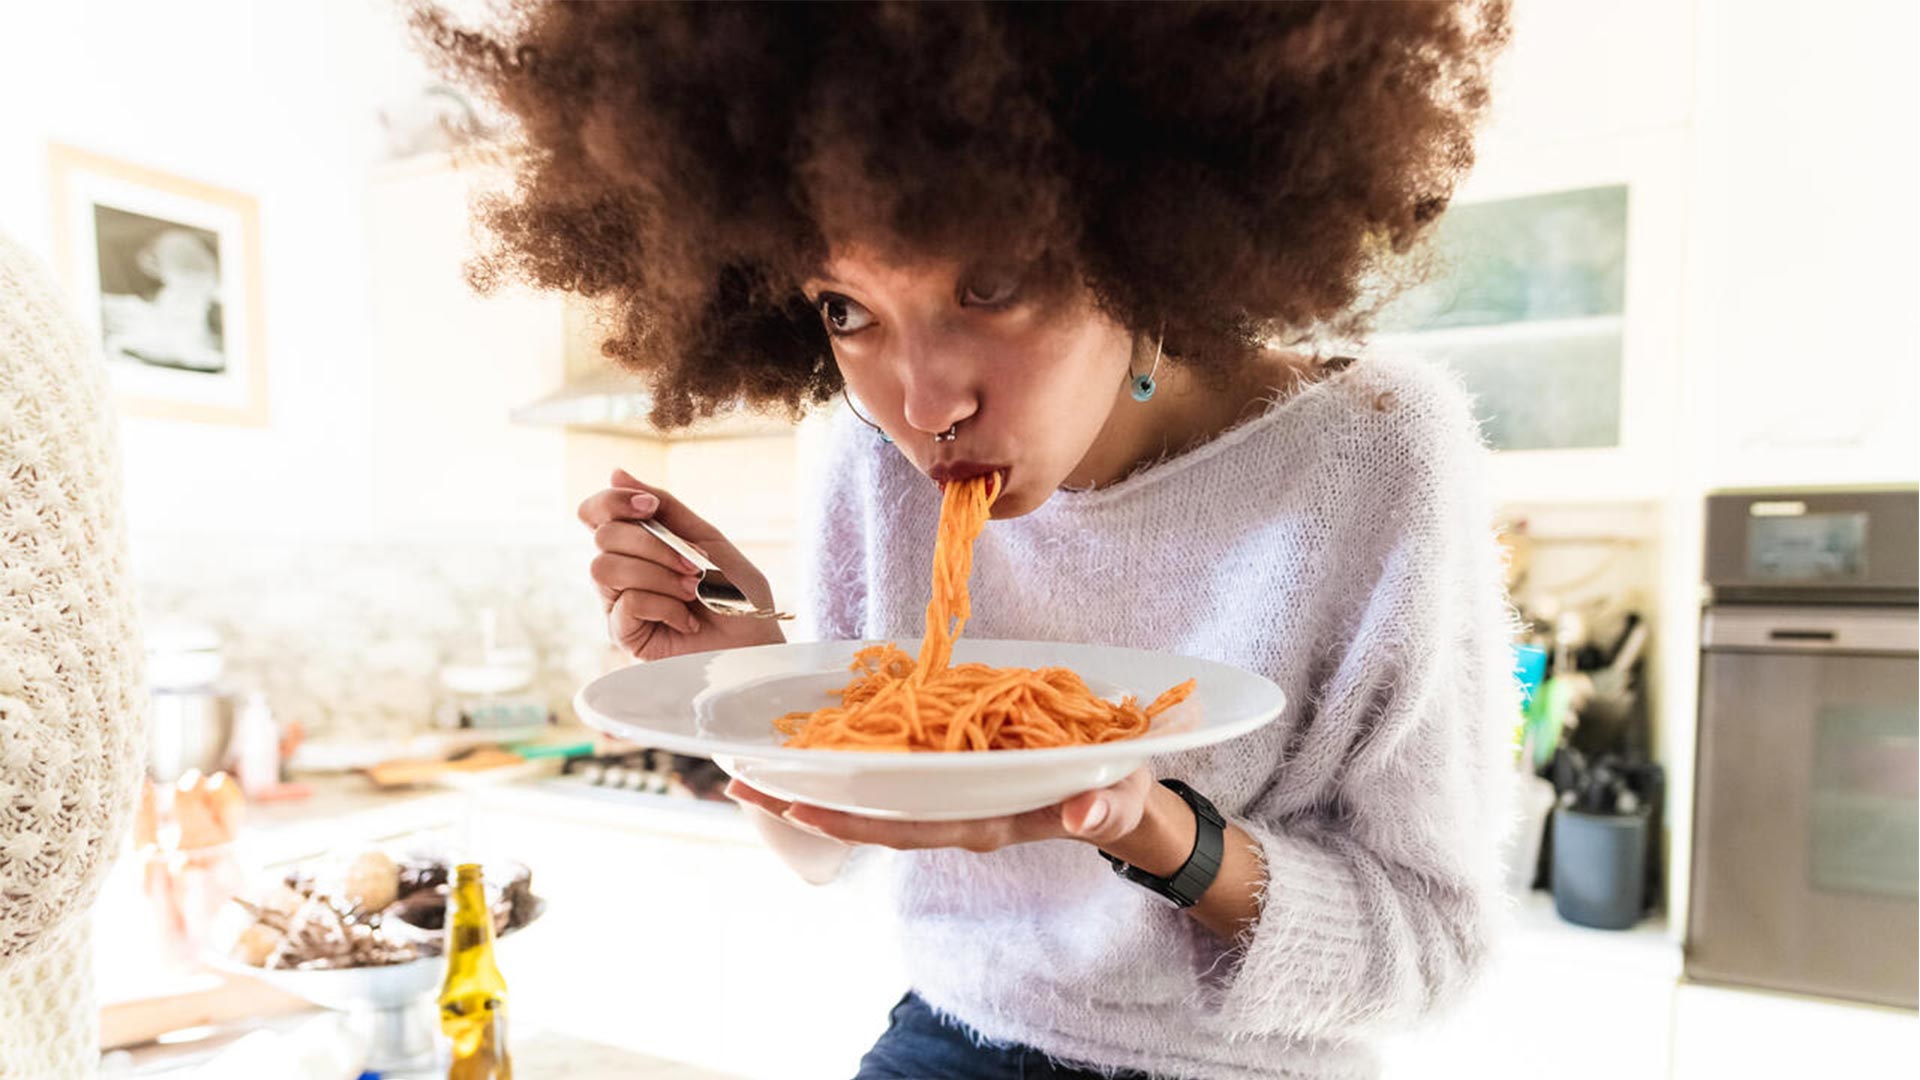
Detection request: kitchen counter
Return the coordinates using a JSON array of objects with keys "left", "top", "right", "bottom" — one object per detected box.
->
[
  {"left": 108, "top": 770, "right": 1693, "bottom": 1080},
  {"left": 205, "top": 769, "right": 757, "bottom": 877},
  {"left": 95, "top": 770, "right": 769, "bottom": 1076},
  {"left": 508, "top": 1027, "right": 736, "bottom": 1079},
  {"left": 105, "top": 1014, "right": 737, "bottom": 1078},
  {"left": 1505, "top": 886, "right": 1680, "bottom": 978}
]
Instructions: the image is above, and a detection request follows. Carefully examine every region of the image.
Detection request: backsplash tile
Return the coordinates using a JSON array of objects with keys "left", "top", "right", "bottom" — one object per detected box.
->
[{"left": 129, "top": 534, "right": 614, "bottom": 742}]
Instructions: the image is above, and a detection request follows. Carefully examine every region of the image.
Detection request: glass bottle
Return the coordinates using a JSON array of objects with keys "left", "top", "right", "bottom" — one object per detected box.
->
[{"left": 438, "top": 863, "right": 512, "bottom": 1078}]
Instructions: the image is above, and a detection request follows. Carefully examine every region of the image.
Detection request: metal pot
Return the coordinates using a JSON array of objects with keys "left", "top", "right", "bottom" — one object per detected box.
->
[{"left": 149, "top": 689, "right": 237, "bottom": 782}]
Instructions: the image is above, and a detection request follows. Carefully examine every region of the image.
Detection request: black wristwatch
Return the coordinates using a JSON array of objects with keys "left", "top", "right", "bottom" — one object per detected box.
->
[{"left": 1100, "top": 778, "right": 1225, "bottom": 909}]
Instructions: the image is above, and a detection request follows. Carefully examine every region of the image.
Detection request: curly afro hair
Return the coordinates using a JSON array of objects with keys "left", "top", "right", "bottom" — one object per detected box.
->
[{"left": 410, "top": 1, "right": 1511, "bottom": 429}]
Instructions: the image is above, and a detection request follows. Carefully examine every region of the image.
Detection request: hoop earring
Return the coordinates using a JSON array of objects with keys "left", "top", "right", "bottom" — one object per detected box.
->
[
  {"left": 1128, "top": 330, "right": 1165, "bottom": 402},
  {"left": 841, "top": 384, "right": 892, "bottom": 443}
]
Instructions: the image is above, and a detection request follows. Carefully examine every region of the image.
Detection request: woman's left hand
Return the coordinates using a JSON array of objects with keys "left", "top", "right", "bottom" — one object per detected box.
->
[{"left": 723, "top": 768, "right": 1155, "bottom": 853}]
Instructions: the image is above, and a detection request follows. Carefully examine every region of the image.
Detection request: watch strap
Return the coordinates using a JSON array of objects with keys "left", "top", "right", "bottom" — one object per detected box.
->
[{"left": 1101, "top": 778, "right": 1225, "bottom": 908}]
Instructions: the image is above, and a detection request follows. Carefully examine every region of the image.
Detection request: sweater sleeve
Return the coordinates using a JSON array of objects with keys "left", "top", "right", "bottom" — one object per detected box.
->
[
  {"left": 1191, "top": 373, "right": 1524, "bottom": 1040},
  {"left": 0, "top": 231, "right": 147, "bottom": 969},
  {"left": 794, "top": 406, "right": 874, "bottom": 643}
]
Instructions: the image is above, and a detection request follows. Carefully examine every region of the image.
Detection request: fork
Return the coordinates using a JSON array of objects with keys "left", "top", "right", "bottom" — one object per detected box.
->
[{"left": 634, "top": 518, "right": 794, "bottom": 621}]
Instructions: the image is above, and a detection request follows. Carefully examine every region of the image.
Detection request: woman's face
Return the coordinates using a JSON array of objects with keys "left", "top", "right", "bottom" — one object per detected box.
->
[{"left": 803, "top": 245, "right": 1135, "bottom": 519}]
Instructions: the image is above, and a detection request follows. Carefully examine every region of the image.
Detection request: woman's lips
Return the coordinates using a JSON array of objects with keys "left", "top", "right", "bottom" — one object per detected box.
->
[{"left": 928, "top": 461, "right": 1008, "bottom": 489}]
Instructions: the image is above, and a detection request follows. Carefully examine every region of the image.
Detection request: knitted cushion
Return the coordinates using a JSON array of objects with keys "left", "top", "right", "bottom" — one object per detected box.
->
[{"left": 0, "top": 229, "right": 146, "bottom": 1072}]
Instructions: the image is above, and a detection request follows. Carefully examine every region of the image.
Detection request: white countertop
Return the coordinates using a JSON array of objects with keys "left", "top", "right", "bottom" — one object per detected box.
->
[
  {"left": 106, "top": 771, "right": 1688, "bottom": 1080},
  {"left": 95, "top": 773, "right": 759, "bottom": 1076},
  {"left": 105, "top": 1014, "right": 735, "bottom": 1078},
  {"left": 1504, "top": 887, "right": 1682, "bottom": 980}
]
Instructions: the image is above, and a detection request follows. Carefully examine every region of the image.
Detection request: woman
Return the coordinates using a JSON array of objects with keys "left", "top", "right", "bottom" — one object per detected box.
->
[
  {"left": 419, "top": 4, "right": 1520, "bottom": 1077},
  {"left": 0, "top": 230, "right": 146, "bottom": 1074}
]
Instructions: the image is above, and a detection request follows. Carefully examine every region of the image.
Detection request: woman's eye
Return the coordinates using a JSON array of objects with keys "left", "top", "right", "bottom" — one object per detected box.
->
[
  {"left": 816, "top": 293, "right": 874, "bottom": 336},
  {"left": 961, "top": 274, "right": 1021, "bottom": 307}
]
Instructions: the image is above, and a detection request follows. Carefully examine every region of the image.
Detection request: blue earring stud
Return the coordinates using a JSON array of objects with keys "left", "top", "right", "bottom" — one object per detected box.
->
[{"left": 1130, "top": 330, "right": 1164, "bottom": 403}]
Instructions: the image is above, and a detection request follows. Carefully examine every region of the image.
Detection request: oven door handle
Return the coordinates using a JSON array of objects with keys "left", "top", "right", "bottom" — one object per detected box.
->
[
  {"left": 1768, "top": 627, "right": 1838, "bottom": 643},
  {"left": 1702, "top": 605, "right": 1918, "bottom": 654}
]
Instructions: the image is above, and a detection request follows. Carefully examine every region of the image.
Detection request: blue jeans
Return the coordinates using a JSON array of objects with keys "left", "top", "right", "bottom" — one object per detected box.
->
[{"left": 854, "top": 992, "right": 1169, "bottom": 1080}]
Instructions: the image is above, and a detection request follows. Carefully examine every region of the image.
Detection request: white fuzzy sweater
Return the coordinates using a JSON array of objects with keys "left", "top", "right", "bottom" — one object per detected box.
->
[
  {"left": 795, "top": 353, "right": 1522, "bottom": 1080},
  {"left": 0, "top": 231, "right": 146, "bottom": 1076}
]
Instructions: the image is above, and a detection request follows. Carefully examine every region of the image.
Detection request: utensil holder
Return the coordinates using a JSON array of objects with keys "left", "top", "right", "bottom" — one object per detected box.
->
[{"left": 1551, "top": 803, "right": 1650, "bottom": 930}]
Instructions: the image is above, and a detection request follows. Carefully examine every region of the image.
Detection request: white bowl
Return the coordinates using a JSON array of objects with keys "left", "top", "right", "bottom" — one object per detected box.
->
[
  {"left": 576, "top": 637, "right": 1286, "bottom": 820},
  {"left": 207, "top": 896, "right": 543, "bottom": 1008}
]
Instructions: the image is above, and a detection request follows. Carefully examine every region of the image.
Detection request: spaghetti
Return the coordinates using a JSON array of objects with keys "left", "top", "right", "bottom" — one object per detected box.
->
[{"left": 775, "top": 472, "right": 1196, "bottom": 752}]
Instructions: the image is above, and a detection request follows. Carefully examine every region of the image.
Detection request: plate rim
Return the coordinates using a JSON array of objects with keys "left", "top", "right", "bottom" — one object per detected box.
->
[{"left": 574, "top": 637, "right": 1285, "bottom": 769}]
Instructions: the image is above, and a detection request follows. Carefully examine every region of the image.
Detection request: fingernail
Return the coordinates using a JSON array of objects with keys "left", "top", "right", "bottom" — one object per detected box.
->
[
  {"left": 681, "top": 576, "right": 702, "bottom": 599},
  {"left": 678, "top": 556, "right": 700, "bottom": 573},
  {"left": 630, "top": 493, "right": 658, "bottom": 514},
  {"left": 683, "top": 612, "right": 701, "bottom": 634},
  {"left": 1081, "top": 798, "right": 1109, "bottom": 832}
]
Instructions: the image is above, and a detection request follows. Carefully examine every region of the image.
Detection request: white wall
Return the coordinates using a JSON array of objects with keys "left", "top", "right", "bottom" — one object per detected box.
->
[{"left": 0, "top": 0, "right": 512, "bottom": 543}]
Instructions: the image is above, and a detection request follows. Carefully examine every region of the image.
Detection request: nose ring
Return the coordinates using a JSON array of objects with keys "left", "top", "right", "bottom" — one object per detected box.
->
[{"left": 934, "top": 424, "right": 958, "bottom": 443}]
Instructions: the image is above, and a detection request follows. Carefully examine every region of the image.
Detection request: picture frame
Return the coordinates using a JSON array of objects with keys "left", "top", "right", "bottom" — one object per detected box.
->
[{"left": 48, "top": 143, "right": 269, "bottom": 427}]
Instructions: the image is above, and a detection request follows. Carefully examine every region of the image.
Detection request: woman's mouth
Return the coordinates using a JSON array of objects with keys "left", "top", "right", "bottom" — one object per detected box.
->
[{"left": 928, "top": 461, "right": 1009, "bottom": 491}]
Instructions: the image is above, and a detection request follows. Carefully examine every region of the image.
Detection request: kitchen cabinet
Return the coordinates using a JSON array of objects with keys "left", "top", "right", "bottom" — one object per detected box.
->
[
  {"left": 1669, "top": 982, "right": 1919, "bottom": 1079},
  {"left": 1369, "top": 127, "right": 1693, "bottom": 507},
  {"left": 465, "top": 786, "right": 906, "bottom": 1080},
  {"left": 1378, "top": 892, "right": 1920, "bottom": 1079},
  {"left": 1379, "top": 892, "right": 1680, "bottom": 1079},
  {"left": 1688, "top": 0, "right": 1918, "bottom": 491},
  {"left": 1372, "top": 0, "right": 1918, "bottom": 505}
]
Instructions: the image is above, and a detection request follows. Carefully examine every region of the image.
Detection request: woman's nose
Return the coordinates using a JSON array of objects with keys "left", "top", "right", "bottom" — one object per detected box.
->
[{"left": 894, "top": 344, "right": 978, "bottom": 438}]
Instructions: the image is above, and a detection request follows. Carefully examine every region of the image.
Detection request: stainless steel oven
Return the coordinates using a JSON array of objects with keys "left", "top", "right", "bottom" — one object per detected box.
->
[{"left": 1688, "top": 488, "right": 1918, "bottom": 1008}]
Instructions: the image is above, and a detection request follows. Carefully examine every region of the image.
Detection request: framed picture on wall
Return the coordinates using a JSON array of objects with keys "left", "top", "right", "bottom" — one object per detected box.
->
[{"left": 48, "top": 143, "right": 268, "bottom": 426}]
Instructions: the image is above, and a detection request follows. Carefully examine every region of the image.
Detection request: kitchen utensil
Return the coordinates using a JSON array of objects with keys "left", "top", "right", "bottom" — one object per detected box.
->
[
  {"left": 234, "top": 692, "right": 281, "bottom": 798},
  {"left": 439, "top": 607, "right": 537, "bottom": 695},
  {"left": 1511, "top": 643, "right": 1549, "bottom": 707},
  {"left": 574, "top": 636, "right": 1286, "bottom": 820},
  {"left": 98, "top": 970, "right": 314, "bottom": 1051},
  {"left": 361, "top": 746, "right": 552, "bottom": 789},
  {"left": 149, "top": 689, "right": 238, "bottom": 781},
  {"left": 1502, "top": 772, "right": 1557, "bottom": 895},
  {"left": 634, "top": 518, "right": 792, "bottom": 620},
  {"left": 1551, "top": 803, "right": 1650, "bottom": 930}
]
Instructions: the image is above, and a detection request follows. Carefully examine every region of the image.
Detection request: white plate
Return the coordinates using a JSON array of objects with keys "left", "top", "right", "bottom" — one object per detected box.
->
[{"left": 574, "top": 638, "right": 1285, "bottom": 820}]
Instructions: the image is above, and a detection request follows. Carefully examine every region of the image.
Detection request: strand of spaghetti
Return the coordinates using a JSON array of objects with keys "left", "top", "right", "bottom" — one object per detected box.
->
[{"left": 776, "top": 472, "right": 1196, "bottom": 751}]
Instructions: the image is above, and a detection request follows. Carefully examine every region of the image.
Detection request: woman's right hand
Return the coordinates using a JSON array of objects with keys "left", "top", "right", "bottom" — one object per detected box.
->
[{"left": 580, "top": 469, "right": 785, "bottom": 662}]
